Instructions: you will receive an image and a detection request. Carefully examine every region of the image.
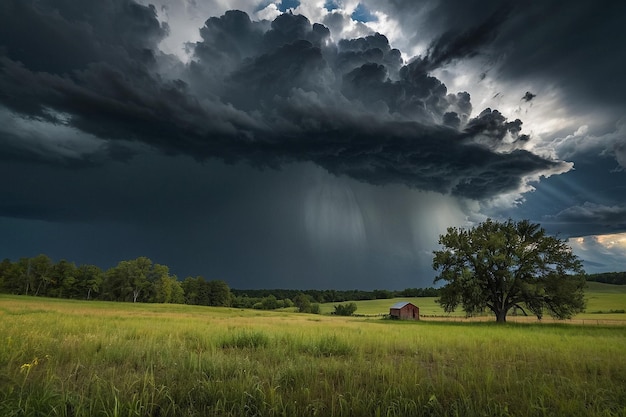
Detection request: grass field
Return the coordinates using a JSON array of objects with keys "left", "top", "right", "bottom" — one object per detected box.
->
[{"left": 1, "top": 285, "right": 625, "bottom": 417}]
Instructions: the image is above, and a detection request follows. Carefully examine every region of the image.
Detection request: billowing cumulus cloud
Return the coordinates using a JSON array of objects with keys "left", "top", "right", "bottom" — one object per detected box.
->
[
  {"left": 568, "top": 234, "right": 626, "bottom": 273},
  {"left": 0, "top": 0, "right": 569, "bottom": 203}
]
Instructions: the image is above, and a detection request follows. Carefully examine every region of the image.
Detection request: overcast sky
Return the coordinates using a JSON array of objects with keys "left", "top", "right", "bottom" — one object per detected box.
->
[{"left": 1, "top": 0, "right": 625, "bottom": 289}]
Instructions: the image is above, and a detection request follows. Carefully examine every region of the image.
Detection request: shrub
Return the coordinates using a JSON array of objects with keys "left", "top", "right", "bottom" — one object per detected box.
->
[{"left": 333, "top": 302, "right": 357, "bottom": 316}]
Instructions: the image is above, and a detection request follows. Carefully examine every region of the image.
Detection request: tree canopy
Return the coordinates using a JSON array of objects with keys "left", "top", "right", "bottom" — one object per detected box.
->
[
  {"left": 432, "top": 219, "right": 586, "bottom": 322},
  {"left": 333, "top": 302, "right": 358, "bottom": 316}
]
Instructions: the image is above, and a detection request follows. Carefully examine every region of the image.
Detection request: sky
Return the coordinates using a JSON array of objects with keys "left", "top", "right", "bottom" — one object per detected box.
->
[{"left": 1, "top": 0, "right": 625, "bottom": 290}]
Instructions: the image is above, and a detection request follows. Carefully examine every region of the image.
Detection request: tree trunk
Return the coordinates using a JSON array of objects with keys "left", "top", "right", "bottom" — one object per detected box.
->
[{"left": 495, "top": 309, "right": 507, "bottom": 323}]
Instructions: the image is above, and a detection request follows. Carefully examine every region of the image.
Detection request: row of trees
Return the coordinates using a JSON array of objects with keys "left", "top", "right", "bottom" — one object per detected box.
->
[
  {"left": 230, "top": 287, "right": 440, "bottom": 303},
  {"left": 586, "top": 272, "right": 626, "bottom": 285},
  {"left": 0, "top": 256, "right": 232, "bottom": 306}
]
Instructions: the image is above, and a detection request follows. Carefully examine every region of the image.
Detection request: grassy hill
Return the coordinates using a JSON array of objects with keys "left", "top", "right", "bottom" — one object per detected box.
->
[{"left": 584, "top": 281, "right": 626, "bottom": 316}]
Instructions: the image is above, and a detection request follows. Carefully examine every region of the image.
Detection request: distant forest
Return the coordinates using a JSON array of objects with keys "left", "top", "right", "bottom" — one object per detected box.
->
[
  {"left": 585, "top": 271, "right": 626, "bottom": 285},
  {"left": 0, "top": 255, "right": 439, "bottom": 311}
]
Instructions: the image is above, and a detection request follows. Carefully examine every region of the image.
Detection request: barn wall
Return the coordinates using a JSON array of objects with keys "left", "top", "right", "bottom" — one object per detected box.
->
[
  {"left": 400, "top": 305, "right": 419, "bottom": 320},
  {"left": 390, "top": 304, "right": 420, "bottom": 320}
]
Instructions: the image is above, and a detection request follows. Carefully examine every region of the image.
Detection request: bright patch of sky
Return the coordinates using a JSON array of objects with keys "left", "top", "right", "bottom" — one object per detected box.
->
[
  {"left": 324, "top": 1, "right": 339, "bottom": 12},
  {"left": 351, "top": 3, "right": 377, "bottom": 23},
  {"left": 279, "top": 0, "right": 300, "bottom": 12},
  {"left": 569, "top": 233, "right": 626, "bottom": 273}
]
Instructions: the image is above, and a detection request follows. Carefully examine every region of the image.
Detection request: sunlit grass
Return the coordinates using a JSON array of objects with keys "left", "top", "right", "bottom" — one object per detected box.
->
[
  {"left": 1, "top": 294, "right": 625, "bottom": 416},
  {"left": 584, "top": 282, "right": 626, "bottom": 313}
]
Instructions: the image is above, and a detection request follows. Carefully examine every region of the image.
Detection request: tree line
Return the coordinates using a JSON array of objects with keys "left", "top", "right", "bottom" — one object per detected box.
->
[
  {"left": 231, "top": 287, "right": 440, "bottom": 304},
  {"left": 586, "top": 272, "right": 626, "bottom": 285},
  {"left": 0, "top": 255, "right": 440, "bottom": 310},
  {"left": 0, "top": 255, "right": 233, "bottom": 306}
]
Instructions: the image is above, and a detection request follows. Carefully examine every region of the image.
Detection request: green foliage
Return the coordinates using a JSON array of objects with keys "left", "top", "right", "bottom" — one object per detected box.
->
[
  {"left": 309, "top": 303, "right": 321, "bottom": 314},
  {"left": 154, "top": 275, "right": 185, "bottom": 304},
  {"left": 102, "top": 257, "right": 169, "bottom": 302},
  {"left": 333, "top": 302, "right": 358, "bottom": 316},
  {"left": 292, "top": 293, "right": 321, "bottom": 314},
  {"left": 293, "top": 292, "right": 312, "bottom": 312},
  {"left": 433, "top": 219, "right": 586, "bottom": 322},
  {"left": 261, "top": 294, "right": 278, "bottom": 310},
  {"left": 180, "top": 276, "right": 231, "bottom": 307},
  {"left": 0, "top": 256, "right": 234, "bottom": 309},
  {"left": 76, "top": 264, "right": 104, "bottom": 300},
  {"left": 396, "top": 287, "right": 440, "bottom": 297},
  {"left": 230, "top": 287, "right": 442, "bottom": 303}
]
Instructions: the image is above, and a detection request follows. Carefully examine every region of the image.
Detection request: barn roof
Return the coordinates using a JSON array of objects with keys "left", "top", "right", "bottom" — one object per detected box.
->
[{"left": 390, "top": 301, "right": 414, "bottom": 309}]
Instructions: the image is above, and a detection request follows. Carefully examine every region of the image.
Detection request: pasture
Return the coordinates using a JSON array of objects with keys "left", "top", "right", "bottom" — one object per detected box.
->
[{"left": 1, "top": 287, "right": 625, "bottom": 417}]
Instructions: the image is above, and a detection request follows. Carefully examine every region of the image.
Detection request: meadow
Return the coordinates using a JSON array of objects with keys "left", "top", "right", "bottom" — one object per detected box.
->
[{"left": 1, "top": 285, "right": 625, "bottom": 417}]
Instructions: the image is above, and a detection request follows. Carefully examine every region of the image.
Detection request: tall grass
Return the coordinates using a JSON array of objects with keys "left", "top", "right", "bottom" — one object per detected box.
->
[{"left": 1, "top": 295, "right": 625, "bottom": 416}]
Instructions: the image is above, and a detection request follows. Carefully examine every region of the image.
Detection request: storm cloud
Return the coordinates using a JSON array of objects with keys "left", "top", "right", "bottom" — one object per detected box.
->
[
  {"left": 1, "top": 0, "right": 624, "bottom": 287},
  {"left": 0, "top": 0, "right": 568, "bottom": 202}
]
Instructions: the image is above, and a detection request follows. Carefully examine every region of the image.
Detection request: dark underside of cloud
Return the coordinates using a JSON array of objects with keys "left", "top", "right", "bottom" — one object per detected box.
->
[{"left": 0, "top": 0, "right": 570, "bottom": 203}]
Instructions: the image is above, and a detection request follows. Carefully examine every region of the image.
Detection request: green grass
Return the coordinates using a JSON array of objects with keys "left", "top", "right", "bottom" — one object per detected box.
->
[
  {"left": 584, "top": 282, "right": 626, "bottom": 314},
  {"left": 1, "top": 293, "right": 625, "bottom": 416}
]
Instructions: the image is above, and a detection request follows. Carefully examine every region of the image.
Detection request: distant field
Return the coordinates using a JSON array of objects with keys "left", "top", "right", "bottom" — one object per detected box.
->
[
  {"left": 321, "top": 281, "right": 626, "bottom": 323},
  {"left": 1, "top": 293, "right": 625, "bottom": 416},
  {"left": 584, "top": 281, "right": 626, "bottom": 313}
]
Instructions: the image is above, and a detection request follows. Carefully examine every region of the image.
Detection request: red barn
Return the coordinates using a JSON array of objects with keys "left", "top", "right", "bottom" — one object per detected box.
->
[{"left": 389, "top": 301, "right": 420, "bottom": 320}]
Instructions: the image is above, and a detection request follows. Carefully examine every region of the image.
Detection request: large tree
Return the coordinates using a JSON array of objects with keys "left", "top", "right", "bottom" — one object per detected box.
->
[
  {"left": 103, "top": 257, "right": 163, "bottom": 302},
  {"left": 432, "top": 219, "right": 586, "bottom": 322}
]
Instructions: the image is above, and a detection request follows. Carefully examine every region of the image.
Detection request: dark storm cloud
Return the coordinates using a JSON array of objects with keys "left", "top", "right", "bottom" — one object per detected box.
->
[
  {"left": 549, "top": 203, "right": 626, "bottom": 236},
  {"left": 192, "top": 10, "right": 268, "bottom": 74},
  {"left": 464, "top": 108, "right": 529, "bottom": 145},
  {"left": 335, "top": 33, "right": 402, "bottom": 76},
  {"left": 493, "top": 149, "right": 626, "bottom": 238},
  {"left": 371, "top": 0, "right": 626, "bottom": 117},
  {"left": 0, "top": 0, "right": 167, "bottom": 75},
  {"left": 413, "top": 3, "right": 513, "bottom": 73},
  {"left": 0, "top": 1, "right": 570, "bottom": 202}
]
